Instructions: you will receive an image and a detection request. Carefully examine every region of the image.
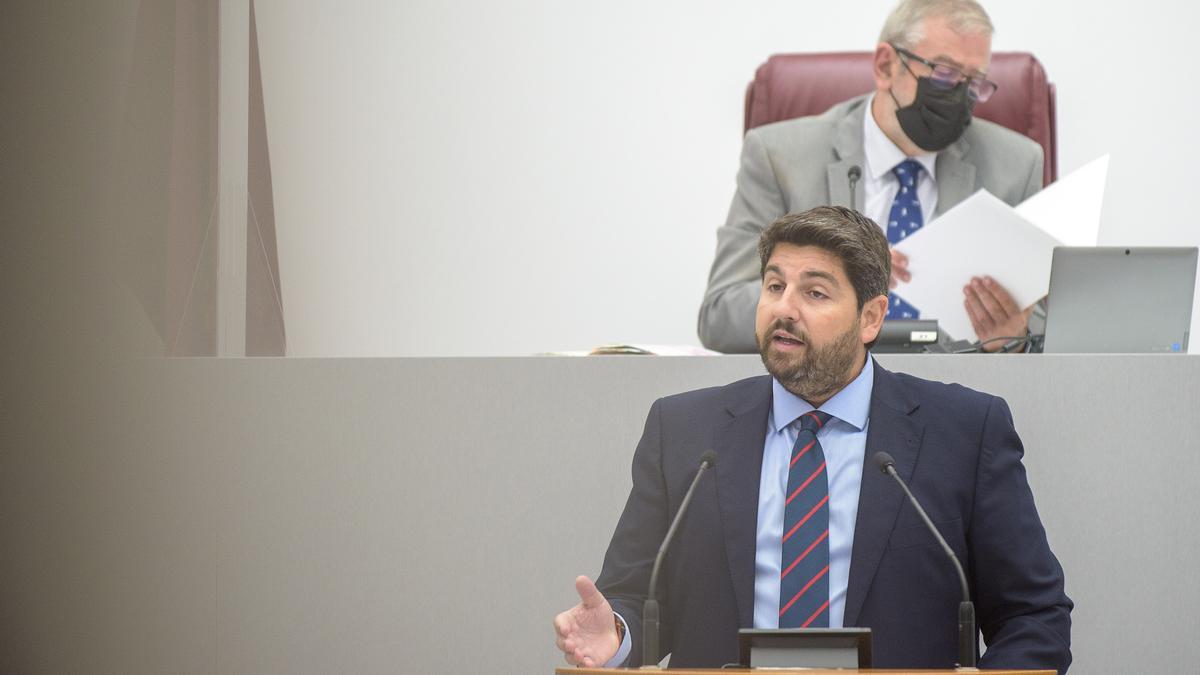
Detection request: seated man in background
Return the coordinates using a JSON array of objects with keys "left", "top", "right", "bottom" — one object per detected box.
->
[
  {"left": 699, "top": 0, "right": 1042, "bottom": 353},
  {"left": 554, "top": 206, "right": 1071, "bottom": 671}
]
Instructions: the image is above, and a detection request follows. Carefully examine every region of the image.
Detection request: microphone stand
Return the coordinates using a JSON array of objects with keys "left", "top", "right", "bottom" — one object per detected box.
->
[
  {"left": 877, "top": 453, "right": 976, "bottom": 669},
  {"left": 642, "top": 452, "right": 716, "bottom": 668}
]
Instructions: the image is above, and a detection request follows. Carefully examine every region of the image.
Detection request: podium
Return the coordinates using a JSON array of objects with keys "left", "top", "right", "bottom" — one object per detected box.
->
[{"left": 558, "top": 670, "right": 1055, "bottom": 674}]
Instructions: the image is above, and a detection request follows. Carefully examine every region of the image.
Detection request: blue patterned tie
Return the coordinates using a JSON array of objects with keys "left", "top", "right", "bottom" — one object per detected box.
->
[
  {"left": 779, "top": 410, "right": 833, "bottom": 628},
  {"left": 886, "top": 159, "right": 924, "bottom": 320}
]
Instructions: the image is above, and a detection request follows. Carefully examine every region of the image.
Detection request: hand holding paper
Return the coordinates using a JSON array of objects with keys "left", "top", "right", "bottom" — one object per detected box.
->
[
  {"left": 890, "top": 155, "right": 1108, "bottom": 341},
  {"left": 963, "top": 276, "right": 1035, "bottom": 349}
]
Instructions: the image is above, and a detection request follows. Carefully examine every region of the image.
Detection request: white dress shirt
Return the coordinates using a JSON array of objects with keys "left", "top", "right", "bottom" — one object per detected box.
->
[
  {"left": 753, "top": 355, "right": 874, "bottom": 629},
  {"left": 861, "top": 94, "right": 939, "bottom": 231}
]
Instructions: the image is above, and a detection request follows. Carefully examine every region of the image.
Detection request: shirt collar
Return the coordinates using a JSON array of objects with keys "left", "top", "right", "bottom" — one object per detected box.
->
[
  {"left": 862, "top": 94, "right": 938, "bottom": 184},
  {"left": 770, "top": 353, "right": 875, "bottom": 433}
]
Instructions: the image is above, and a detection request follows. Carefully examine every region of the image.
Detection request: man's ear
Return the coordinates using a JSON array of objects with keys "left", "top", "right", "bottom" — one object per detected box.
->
[
  {"left": 873, "top": 42, "right": 897, "bottom": 92},
  {"left": 860, "top": 294, "right": 889, "bottom": 345}
]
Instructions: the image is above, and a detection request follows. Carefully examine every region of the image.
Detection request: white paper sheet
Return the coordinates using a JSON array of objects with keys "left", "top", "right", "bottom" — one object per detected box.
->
[
  {"left": 1015, "top": 155, "right": 1108, "bottom": 247},
  {"left": 892, "top": 190, "right": 1061, "bottom": 341},
  {"left": 888, "top": 156, "right": 1109, "bottom": 341}
]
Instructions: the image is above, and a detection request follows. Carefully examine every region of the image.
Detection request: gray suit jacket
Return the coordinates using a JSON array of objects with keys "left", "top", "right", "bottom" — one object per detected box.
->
[{"left": 698, "top": 95, "right": 1044, "bottom": 353}]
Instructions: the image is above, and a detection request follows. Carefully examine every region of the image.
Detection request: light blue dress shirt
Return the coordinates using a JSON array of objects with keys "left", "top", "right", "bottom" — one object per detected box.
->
[
  {"left": 606, "top": 356, "right": 874, "bottom": 666},
  {"left": 754, "top": 355, "right": 873, "bottom": 629}
]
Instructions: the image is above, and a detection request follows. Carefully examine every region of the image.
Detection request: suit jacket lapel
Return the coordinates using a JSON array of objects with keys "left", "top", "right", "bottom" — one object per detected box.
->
[
  {"left": 843, "top": 361, "right": 925, "bottom": 626},
  {"left": 934, "top": 135, "right": 976, "bottom": 216},
  {"left": 714, "top": 376, "right": 773, "bottom": 628},
  {"left": 827, "top": 97, "right": 868, "bottom": 209}
]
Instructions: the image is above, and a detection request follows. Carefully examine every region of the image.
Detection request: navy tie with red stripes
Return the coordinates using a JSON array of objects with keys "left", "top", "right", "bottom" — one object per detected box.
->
[{"left": 778, "top": 409, "right": 833, "bottom": 628}]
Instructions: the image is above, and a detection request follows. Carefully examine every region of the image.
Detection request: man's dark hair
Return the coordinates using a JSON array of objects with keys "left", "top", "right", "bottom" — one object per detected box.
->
[{"left": 757, "top": 206, "right": 891, "bottom": 310}]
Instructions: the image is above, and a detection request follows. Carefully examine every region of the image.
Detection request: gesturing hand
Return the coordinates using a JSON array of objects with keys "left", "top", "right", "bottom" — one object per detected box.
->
[{"left": 553, "top": 576, "right": 620, "bottom": 668}]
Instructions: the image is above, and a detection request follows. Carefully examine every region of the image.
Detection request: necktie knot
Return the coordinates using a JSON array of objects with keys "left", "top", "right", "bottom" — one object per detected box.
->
[
  {"left": 891, "top": 159, "right": 923, "bottom": 188},
  {"left": 796, "top": 410, "right": 832, "bottom": 434}
]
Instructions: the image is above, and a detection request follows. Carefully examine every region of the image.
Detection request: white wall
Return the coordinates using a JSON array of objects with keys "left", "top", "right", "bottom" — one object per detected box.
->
[{"left": 254, "top": 0, "right": 1200, "bottom": 356}]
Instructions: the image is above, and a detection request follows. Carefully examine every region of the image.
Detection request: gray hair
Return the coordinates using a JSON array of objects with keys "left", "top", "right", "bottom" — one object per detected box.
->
[{"left": 879, "top": 0, "right": 994, "bottom": 50}]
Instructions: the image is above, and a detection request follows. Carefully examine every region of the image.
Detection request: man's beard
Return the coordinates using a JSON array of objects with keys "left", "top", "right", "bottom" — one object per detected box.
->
[{"left": 758, "top": 318, "right": 861, "bottom": 404}]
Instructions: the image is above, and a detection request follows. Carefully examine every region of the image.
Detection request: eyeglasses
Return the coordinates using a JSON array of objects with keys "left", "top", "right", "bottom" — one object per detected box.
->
[{"left": 890, "top": 44, "right": 999, "bottom": 103}]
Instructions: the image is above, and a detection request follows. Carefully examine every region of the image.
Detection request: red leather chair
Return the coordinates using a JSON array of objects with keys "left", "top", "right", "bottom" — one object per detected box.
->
[{"left": 744, "top": 52, "right": 1057, "bottom": 185}]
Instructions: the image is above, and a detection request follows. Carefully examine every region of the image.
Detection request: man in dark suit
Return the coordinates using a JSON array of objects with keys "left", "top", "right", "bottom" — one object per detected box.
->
[{"left": 554, "top": 206, "right": 1071, "bottom": 671}]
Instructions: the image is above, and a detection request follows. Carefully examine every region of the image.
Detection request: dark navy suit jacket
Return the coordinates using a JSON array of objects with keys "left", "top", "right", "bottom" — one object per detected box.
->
[{"left": 595, "top": 361, "right": 1072, "bottom": 671}]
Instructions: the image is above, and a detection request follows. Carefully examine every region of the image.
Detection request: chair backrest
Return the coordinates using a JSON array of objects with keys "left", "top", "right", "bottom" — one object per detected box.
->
[{"left": 744, "top": 52, "right": 1057, "bottom": 184}]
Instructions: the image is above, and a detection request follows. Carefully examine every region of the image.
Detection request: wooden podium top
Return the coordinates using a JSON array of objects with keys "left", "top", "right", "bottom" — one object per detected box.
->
[
  {"left": 558, "top": 670, "right": 1055, "bottom": 674},
  {"left": 552, "top": 662, "right": 1051, "bottom": 667}
]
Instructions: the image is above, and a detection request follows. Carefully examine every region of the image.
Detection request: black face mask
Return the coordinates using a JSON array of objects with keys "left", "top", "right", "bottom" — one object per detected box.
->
[{"left": 891, "top": 76, "right": 974, "bottom": 152}]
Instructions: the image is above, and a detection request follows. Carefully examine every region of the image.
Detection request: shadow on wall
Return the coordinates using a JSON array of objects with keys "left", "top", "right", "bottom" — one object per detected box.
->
[{"left": 115, "top": 0, "right": 286, "bottom": 356}]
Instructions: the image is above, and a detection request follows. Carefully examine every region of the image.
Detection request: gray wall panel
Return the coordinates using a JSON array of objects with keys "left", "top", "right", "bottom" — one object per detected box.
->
[{"left": 5, "top": 355, "right": 1197, "bottom": 673}]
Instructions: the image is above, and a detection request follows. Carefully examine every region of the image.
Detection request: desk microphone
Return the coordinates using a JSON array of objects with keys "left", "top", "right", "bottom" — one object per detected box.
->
[
  {"left": 847, "top": 165, "right": 862, "bottom": 211},
  {"left": 642, "top": 450, "right": 717, "bottom": 668},
  {"left": 873, "top": 451, "right": 976, "bottom": 669}
]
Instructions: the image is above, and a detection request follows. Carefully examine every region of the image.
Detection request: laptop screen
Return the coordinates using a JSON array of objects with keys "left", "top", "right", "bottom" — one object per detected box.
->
[{"left": 1042, "top": 247, "right": 1198, "bottom": 354}]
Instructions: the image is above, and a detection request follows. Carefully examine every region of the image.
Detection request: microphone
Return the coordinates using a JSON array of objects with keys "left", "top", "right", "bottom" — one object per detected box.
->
[
  {"left": 872, "top": 452, "right": 976, "bottom": 669},
  {"left": 847, "top": 165, "right": 862, "bottom": 211},
  {"left": 642, "top": 450, "right": 717, "bottom": 668}
]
